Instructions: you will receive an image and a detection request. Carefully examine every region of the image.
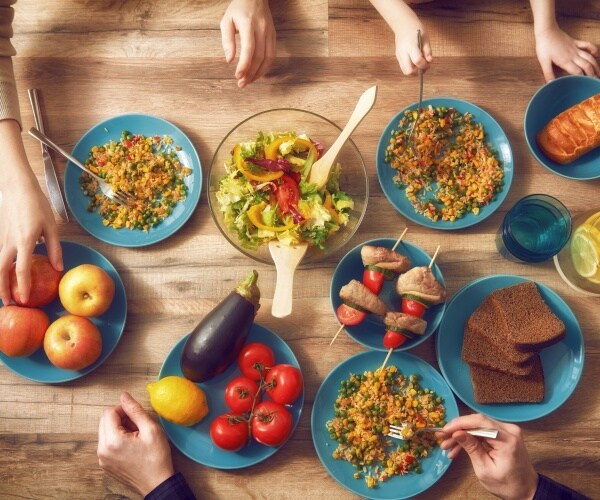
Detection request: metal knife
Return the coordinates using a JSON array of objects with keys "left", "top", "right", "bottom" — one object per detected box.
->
[{"left": 27, "top": 88, "right": 69, "bottom": 223}]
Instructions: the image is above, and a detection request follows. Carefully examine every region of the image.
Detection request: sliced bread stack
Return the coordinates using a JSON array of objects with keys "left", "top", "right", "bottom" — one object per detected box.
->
[{"left": 461, "top": 281, "right": 565, "bottom": 404}]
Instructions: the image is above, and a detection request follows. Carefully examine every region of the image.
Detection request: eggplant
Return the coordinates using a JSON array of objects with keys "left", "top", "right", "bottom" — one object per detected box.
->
[{"left": 180, "top": 270, "right": 260, "bottom": 382}]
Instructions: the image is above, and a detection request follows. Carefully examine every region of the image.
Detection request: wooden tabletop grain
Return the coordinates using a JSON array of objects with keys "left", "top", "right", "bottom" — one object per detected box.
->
[{"left": 2, "top": 1, "right": 599, "bottom": 499}]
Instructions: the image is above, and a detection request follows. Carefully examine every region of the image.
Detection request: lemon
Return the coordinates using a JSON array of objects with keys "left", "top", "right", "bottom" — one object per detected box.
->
[
  {"left": 570, "top": 227, "right": 600, "bottom": 283},
  {"left": 147, "top": 376, "right": 209, "bottom": 426},
  {"left": 583, "top": 210, "right": 600, "bottom": 227}
]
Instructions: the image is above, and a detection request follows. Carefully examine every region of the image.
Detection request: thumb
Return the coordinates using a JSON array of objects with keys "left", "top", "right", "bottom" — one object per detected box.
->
[
  {"left": 454, "top": 431, "right": 491, "bottom": 470},
  {"left": 539, "top": 57, "right": 555, "bottom": 82},
  {"left": 120, "top": 392, "right": 154, "bottom": 430}
]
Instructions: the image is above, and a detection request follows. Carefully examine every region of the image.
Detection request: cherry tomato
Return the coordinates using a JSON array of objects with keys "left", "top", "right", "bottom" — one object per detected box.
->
[
  {"left": 210, "top": 413, "right": 249, "bottom": 451},
  {"left": 238, "top": 342, "right": 275, "bottom": 380},
  {"left": 383, "top": 329, "right": 407, "bottom": 349},
  {"left": 336, "top": 303, "right": 367, "bottom": 326},
  {"left": 224, "top": 376, "right": 260, "bottom": 413},
  {"left": 251, "top": 401, "right": 293, "bottom": 447},
  {"left": 265, "top": 364, "right": 303, "bottom": 405},
  {"left": 275, "top": 174, "right": 300, "bottom": 214},
  {"left": 363, "top": 268, "right": 384, "bottom": 294},
  {"left": 402, "top": 298, "right": 427, "bottom": 318}
]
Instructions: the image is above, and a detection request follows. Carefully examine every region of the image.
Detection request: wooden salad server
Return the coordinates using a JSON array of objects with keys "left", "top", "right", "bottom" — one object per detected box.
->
[
  {"left": 269, "top": 240, "right": 308, "bottom": 318},
  {"left": 308, "top": 85, "right": 377, "bottom": 190}
]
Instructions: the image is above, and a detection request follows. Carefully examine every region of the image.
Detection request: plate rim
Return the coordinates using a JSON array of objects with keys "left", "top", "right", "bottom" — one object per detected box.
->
[
  {"left": 157, "top": 322, "right": 304, "bottom": 470},
  {"left": 64, "top": 112, "right": 202, "bottom": 247},
  {"left": 0, "top": 240, "right": 127, "bottom": 384},
  {"left": 310, "top": 349, "right": 457, "bottom": 500},
  {"left": 330, "top": 237, "right": 446, "bottom": 352},
  {"left": 435, "top": 274, "right": 585, "bottom": 422},
  {"left": 523, "top": 74, "right": 600, "bottom": 181},
  {"left": 376, "top": 96, "right": 514, "bottom": 230}
]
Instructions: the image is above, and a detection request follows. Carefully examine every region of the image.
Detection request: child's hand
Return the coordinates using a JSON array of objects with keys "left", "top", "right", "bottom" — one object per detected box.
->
[
  {"left": 535, "top": 25, "right": 599, "bottom": 81},
  {"left": 394, "top": 23, "right": 433, "bottom": 76},
  {"left": 220, "top": 0, "right": 276, "bottom": 88}
]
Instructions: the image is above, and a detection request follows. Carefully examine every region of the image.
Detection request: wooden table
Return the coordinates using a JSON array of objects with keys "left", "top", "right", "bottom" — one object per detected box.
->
[{"left": 2, "top": 1, "right": 599, "bottom": 498}]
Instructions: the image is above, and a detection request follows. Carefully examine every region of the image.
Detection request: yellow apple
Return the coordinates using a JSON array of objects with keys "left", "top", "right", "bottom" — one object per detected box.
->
[
  {"left": 44, "top": 315, "right": 102, "bottom": 370},
  {"left": 59, "top": 264, "right": 115, "bottom": 317}
]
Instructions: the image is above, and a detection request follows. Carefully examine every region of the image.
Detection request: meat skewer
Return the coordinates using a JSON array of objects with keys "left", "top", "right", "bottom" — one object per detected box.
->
[{"left": 361, "top": 231, "right": 411, "bottom": 294}]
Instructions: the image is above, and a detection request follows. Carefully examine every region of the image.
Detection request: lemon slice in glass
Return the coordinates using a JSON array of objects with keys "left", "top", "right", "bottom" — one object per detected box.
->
[{"left": 571, "top": 227, "right": 600, "bottom": 281}]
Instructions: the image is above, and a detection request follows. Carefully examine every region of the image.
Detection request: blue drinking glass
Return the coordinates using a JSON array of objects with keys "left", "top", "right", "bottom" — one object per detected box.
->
[{"left": 496, "top": 194, "right": 572, "bottom": 263}]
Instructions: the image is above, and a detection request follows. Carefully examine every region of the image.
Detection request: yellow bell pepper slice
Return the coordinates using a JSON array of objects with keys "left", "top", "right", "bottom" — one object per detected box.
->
[
  {"left": 234, "top": 145, "right": 283, "bottom": 182},
  {"left": 247, "top": 202, "right": 295, "bottom": 232},
  {"left": 323, "top": 191, "right": 339, "bottom": 223},
  {"left": 264, "top": 135, "right": 317, "bottom": 162}
]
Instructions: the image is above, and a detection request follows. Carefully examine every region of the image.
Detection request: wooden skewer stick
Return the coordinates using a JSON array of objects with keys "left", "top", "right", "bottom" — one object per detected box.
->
[
  {"left": 379, "top": 347, "right": 394, "bottom": 372},
  {"left": 391, "top": 227, "right": 409, "bottom": 251},
  {"left": 429, "top": 245, "right": 441, "bottom": 269},
  {"left": 330, "top": 323, "right": 346, "bottom": 346}
]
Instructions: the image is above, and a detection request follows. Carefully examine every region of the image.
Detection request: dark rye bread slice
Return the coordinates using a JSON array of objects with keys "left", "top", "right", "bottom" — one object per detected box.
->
[
  {"left": 470, "top": 354, "right": 544, "bottom": 404},
  {"left": 467, "top": 297, "right": 535, "bottom": 365},
  {"left": 462, "top": 324, "right": 535, "bottom": 376},
  {"left": 490, "top": 281, "right": 566, "bottom": 350}
]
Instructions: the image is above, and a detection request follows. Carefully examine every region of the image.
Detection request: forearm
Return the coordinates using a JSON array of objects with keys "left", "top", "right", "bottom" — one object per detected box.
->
[
  {"left": 369, "top": 0, "right": 420, "bottom": 35},
  {"left": 529, "top": 0, "right": 558, "bottom": 34},
  {"left": 0, "top": 119, "right": 36, "bottom": 189}
]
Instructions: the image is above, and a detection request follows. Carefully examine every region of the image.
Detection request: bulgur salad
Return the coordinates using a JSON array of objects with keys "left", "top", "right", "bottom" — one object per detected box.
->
[
  {"left": 384, "top": 105, "right": 504, "bottom": 222},
  {"left": 326, "top": 365, "right": 446, "bottom": 489},
  {"left": 80, "top": 131, "right": 192, "bottom": 231},
  {"left": 215, "top": 131, "right": 354, "bottom": 250}
]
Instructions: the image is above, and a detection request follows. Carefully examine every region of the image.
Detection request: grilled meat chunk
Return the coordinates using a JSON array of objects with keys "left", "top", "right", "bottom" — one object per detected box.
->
[
  {"left": 395, "top": 266, "right": 446, "bottom": 305},
  {"left": 339, "top": 279, "right": 389, "bottom": 317},
  {"left": 384, "top": 312, "right": 427, "bottom": 337},
  {"left": 360, "top": 245, "right": 411, "bottom": 274}
]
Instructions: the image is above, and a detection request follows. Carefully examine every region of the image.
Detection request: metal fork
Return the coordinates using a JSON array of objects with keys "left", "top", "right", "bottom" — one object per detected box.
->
[
  {"left": 388, "top": 423, "right": 498, "bottom": 440},
  {"left": 406, "top": 29, "right": 424, "bottom": 157},
  {"left": 28, "top": 127, "right": 136, "bottom": 207}
]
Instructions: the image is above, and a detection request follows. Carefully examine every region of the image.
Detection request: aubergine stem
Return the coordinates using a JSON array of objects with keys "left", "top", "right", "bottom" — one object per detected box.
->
[{"left": 236, "top": 270, "right": 260, "bottom": 312}]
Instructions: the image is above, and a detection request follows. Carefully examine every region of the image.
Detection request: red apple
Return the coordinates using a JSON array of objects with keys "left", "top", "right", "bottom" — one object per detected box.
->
[
  {"left": 10, "top": 254, "right": 62, "bottom": 307},
  {"left": 43, "top": 315, "right": 102, "bottom": 370},
  {"left": 0, "top": 305, "right": 49, "bottom": 357},
  {"left": 58, "top": 264, "right": 115, "bottom": 317}
]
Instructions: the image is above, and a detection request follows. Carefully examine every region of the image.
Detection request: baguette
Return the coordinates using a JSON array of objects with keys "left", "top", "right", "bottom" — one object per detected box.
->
[{"left": 536, "top": 93, "right": 600, "bottom": 165}]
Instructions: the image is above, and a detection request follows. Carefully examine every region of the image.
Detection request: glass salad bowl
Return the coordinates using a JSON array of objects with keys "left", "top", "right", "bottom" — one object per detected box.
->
[{"left": 208, "top": 108, "right": 369, "bottom": 265}]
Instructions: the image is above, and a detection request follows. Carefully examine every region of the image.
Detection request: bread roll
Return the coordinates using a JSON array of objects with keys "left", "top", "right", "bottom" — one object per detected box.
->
[{"left": 536, "top": 93, "right": 600, "bottom": 165}]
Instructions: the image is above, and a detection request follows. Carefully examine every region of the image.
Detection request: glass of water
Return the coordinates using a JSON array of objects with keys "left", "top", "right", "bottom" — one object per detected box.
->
[{"left": 496, "top": 194, "right": 572, "bottom": 263}]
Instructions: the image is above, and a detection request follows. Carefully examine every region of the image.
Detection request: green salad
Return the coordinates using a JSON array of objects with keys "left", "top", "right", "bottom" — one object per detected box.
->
[{"left": 216, "top": 131, "right": 354, "bottom": 250}]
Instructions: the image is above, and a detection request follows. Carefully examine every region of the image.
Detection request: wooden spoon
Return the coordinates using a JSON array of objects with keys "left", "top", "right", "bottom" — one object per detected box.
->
[
  {"left": 308, "top": 85, "right": 378, "bottom": 190},
  {"left": 269, "top": 241, "right": 308, "bottom": 318}
]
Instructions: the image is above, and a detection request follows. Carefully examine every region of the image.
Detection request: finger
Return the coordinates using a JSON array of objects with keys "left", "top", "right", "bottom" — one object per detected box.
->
[
  {"left": 43, "top": 226, "right": 63, "bottom": 272},
  {"left": 0, "top": 248, "right": 15, "bottom": 305},
  {"left": 99, "top": 406, "right": 126, "bottom": 446},
  {"left": 422, "top": 40, "right": 433, "bottom": 63},
  {"left": 575, "top": 39, "right": 599, "bottom": 57},
  {"left": 241, "top": 28, "right": 265, "bottom": 87},
  {"left": 538, "top": 57, "right": 556, "bottom": 82},
  {"left": 220, "top": 16, "right": 237, "bottom": 63},
  {"left": 398, "top": 51, "right": 417, "bottom": 76},
  {"left": 235, "top": 22, "right": 255, "bottom": 82},
  {"left": 576, "top": 51, "right": 600, "bottom": 77},
  {"left": 14, "top": 245, "right": 35, "bottom": 304},
  {"left": 562, "top": 60, "right": 584, "bottom": 76},
  {"left": 409, "top": 45, "right": 429, "bottom": 71},
  {"left": 442, "top": 413, "right": 501, "bottom": 435},
  {"left": 453, "top": 431, "right": 491, "bottom": 470},
  {"left": 119, "top": 392, "right": 155, "bottom": 432},
  {"left": 254, "top": 29, "right": 276, "bottom": 81},
  {"left": 446, "top": 443, "right": 464, "bottom": 460}
]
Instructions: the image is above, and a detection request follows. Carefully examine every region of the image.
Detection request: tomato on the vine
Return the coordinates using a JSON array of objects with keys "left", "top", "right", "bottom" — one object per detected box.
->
[
  {"left": 251, "top": 401, "right": 293, "bottom": 447},
  {"left": 238, "top": 342, "right": 275, "bottom": 380},
  {"left": 210, "top": 413, "right": 249, "bottom": 451},
  {"left": 224, "top": 376, "right": 259, "bottom": 413},
  {"left": 336, "top": 303, "right": 366, "bottom": 326},
  {"left": 265, "top": 364, "right": 303, "bottom": 405},
  {"left": 402, "top": 298, "right": 426, "bottom": 318}
]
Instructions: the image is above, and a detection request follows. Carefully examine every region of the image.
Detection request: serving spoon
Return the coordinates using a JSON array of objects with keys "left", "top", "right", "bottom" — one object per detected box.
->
[
  {"left": 269, "top": 240, "right": 308, "bottom": 318},
  {"left": 308, "top": 85, "right": 378, "bottom": 190}
]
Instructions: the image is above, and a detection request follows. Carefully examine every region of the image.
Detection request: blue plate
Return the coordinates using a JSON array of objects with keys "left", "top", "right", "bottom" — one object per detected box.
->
[
  {"left": 376, "top": 98, "right": 514, "bottom": 230},
  {"left": 158, "top": 323, "right": 304, "bottom": 469},
  {"left": 311, "top": 350, "right": 458, "bottom": 500},
  {"left": 330, "top": 238, "right": 446, "bottom": 352},
  {"left": 64, "top": 113, "right": 202, "bottom": 247},
  {"left": 0, "top": 241, "right": 127, "bottom": 383},
  {"left": 436, "top": 275, "right": 584, "bottom": 422},
  {"left": 524, "top": 75, "right": 600, "bottom": 180}
]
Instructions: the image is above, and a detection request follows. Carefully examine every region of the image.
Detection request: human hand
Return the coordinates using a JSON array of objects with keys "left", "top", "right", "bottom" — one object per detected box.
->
[
  {"left": 534, "top": 25, "right": 599, "bottom": 81},
  {"left": 438, "top": 413, "right": 538, "bottom": 500},
  {"left": 0, "top": 121, "right": 62, "bottom": 306},
  {"left": 97, "top": 392, "right": 175, "bottom": 496},
  {"left": 220, "top": 0, "right": 276, "bottom": 88},
  {"left": 394, "top": 22, "right": 433, "bottom": 76}
]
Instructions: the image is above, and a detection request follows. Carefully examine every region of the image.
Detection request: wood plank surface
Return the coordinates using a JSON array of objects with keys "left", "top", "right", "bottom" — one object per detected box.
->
[{"left": 2, "top": 1, "right": 599, "bottom": 499}]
